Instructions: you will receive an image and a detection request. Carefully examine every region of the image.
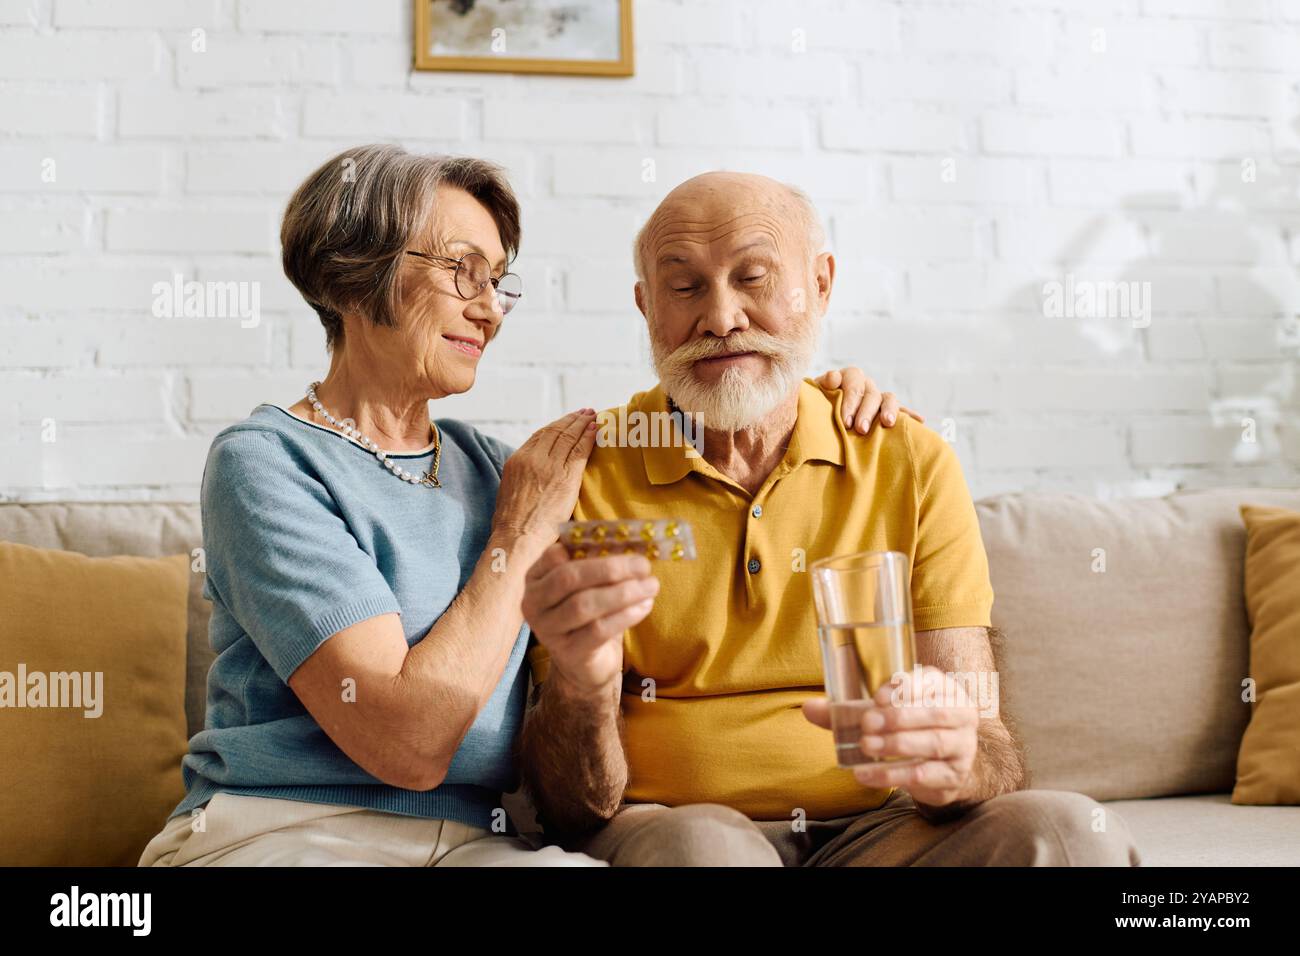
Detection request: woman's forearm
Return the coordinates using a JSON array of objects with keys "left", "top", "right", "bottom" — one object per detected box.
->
[{"left": 388, "top": 529, "right": 549, "bottom": 781}]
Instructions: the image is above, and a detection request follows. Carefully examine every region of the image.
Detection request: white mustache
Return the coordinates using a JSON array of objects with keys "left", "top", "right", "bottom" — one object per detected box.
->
[{"left": 661, "top": 330, "right": 784, "bottom": 366}]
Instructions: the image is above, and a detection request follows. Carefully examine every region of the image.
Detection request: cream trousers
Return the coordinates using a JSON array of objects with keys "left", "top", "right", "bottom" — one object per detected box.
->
[{"left": 137, "top": 792, "right": 606, "bottom": 867}]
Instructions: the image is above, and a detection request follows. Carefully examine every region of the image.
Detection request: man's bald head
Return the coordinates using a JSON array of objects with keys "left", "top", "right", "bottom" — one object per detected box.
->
[{"left": 632, "top": 171, "right": 826, "bottom": 282}]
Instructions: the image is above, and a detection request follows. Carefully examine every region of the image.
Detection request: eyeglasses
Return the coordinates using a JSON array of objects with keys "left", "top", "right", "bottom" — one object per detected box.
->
[{"left": 405, "top": 250, "right": 522, "bottom": 315}]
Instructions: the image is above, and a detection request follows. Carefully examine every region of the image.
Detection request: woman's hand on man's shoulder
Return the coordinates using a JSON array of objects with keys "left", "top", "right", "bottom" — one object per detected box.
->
[{"left": 491, "top": 409, "right": 599, "bottom": 550}]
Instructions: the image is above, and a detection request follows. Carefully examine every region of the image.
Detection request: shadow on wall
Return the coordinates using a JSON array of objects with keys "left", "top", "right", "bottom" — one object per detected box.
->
[
  {"left": 997, "top": 155, "right": 1300, "bottom": 496},
  {"left": 975, "top": 34, "right": 1300, "bottom": 499}
]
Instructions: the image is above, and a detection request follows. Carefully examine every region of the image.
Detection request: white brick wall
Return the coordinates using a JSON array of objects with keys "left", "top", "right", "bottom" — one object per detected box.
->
[{"left": 1, "top": 0, "right": 1297, "bottom": 501}]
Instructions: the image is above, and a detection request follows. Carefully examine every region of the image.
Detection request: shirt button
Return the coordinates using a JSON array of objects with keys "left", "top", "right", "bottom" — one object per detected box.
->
[
  {"left": 751, "top": 505, "right": 763, "bottom": 518},
  {"left": 747, "top": 557, "right": 761, "bottom": 574}
]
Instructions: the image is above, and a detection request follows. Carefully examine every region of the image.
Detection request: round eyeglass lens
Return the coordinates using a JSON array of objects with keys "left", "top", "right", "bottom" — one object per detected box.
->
[
  {"left": 455, "top": 252, "right": 492, "bottom": 300},
  {"left": 495, "top": 272, "right": 522, "bottom": 314}
]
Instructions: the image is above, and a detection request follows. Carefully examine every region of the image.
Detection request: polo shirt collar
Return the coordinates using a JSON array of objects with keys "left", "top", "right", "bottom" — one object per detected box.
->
[
  {"left": 787, "top": 379, "right": 847, "bottom": 469},
  {"left": 640, "top": 384, "right": 697, "bottom": 486},
  {"left": 640, "top": 379, "right": 845, "bottom": 487}
]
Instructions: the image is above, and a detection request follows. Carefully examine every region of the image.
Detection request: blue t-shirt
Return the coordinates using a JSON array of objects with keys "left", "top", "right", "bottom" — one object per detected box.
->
[{"left": 171, "top": 404, "right": 526, "bottom": 832}]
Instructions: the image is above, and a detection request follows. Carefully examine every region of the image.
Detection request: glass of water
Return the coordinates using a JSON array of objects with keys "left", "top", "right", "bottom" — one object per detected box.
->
[{"left": 810, "top": 550, "right": 923, "bottom": 769}]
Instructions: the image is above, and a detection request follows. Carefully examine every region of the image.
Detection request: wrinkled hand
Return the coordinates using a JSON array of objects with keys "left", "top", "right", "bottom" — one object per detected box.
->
[
  {"left": 815, "top": 367, "right": 924, "bottom": 435},
  {"left": 521, "top": 544, "right": 656, "bottom": 694},
  {"left": 802, "top": 665, "right": 979, "bottom": 807},
  {"left": 493, "top": 410, "right": 597, "bottom": 544}
]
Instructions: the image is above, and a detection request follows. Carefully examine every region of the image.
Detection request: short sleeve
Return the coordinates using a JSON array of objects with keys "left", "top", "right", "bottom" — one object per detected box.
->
[
  {"left": 200, "top": 428, "right": 402, "bottom": 683},
  {"left": 905, "top": 421, "right": 995, "bottom": 631},
  {"left": 478, "top": 432, "right": 515, "bottom": 473},
  {"left": 443, "top": 418, "right": 515, "bottom": 478}
]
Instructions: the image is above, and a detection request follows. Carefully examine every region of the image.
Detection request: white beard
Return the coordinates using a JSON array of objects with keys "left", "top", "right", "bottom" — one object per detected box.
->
[{"left": 650, "top": 320, "right": 819, "bottom": 432}]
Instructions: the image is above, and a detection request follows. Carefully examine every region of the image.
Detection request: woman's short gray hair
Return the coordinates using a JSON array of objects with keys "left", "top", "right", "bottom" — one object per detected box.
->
[{"left": 281, "top": 144, "right": 521, "bottom": 350}]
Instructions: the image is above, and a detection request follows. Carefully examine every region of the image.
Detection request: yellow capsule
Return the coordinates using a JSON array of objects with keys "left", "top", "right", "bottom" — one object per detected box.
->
[
  {"left": 646, "top": 543, "right": 661, "bottom": 560},
  {"left": 665, "top": 521, "right": 680, "bottom": 538},
  {"left": 614, "top": 524, "right": 630, "bottom": 541},
  {"left": 640, "top": 522, "right": 656, "bottom": 541},
  {"left": 592, "top": 524, "right": 608, "bottom": 542},
  {"left": 671, "top": 543, "right": 685, "bottom": 560},
  {"left": 598, "top": 547, "right": 610, "bottom": 557},
  {"left": 568, "top": 527, "right": 584, "bottom": 544},
  {"left": 573, "top": 548, "right": 587, "bottom": 559}
]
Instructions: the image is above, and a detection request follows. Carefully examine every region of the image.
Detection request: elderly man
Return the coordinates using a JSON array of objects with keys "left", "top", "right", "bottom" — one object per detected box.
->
[{"left": 518, "top": 172, "right": 1141, "bottom": 867}]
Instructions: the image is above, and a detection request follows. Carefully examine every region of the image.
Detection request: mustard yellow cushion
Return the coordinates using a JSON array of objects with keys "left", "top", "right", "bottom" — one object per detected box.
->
[
  {"left": 1232, "top": 505, "right": 1300, "bottom": 805},
  {"left": 0, "top": 542, "right": 190, "bottom": 865}
]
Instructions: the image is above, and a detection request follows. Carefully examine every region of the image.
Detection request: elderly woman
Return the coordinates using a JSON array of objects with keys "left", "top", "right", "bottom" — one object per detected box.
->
[{"left": 136, "top": 144, "right": 908, "bottom": 867}]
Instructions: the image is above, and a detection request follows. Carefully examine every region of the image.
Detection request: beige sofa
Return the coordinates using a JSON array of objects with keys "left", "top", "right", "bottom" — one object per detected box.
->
[{"left": 3, "top": 488, "right": 1298, "bottom": 866}]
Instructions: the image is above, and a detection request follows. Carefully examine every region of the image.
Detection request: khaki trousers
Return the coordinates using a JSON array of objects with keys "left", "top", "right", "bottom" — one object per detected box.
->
[
  {"left": 138, "top": 792, "right": 607, "bottom": 867},
  {"left": 570, "top": 788, "right": 1143, "bottom": 867}
]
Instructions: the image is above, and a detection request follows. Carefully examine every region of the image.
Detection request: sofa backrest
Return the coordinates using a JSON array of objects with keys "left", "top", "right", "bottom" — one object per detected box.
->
[
  {"left": 976, "top": 487, "right": 1300, "bottom": 800},
  {"left": 3, "top": 488, "right": 1296, "bottom": 801}
]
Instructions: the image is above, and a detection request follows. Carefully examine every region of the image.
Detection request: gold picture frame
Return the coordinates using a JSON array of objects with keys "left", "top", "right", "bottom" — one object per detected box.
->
[{"left": 414, "top": 0, "right": 634, "bottom": 77}]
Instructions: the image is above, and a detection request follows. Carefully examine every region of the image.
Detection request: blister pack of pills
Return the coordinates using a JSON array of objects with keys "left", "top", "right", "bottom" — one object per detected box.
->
[{"left": 558, "top": 519, "right": 697, "bottom": 561}]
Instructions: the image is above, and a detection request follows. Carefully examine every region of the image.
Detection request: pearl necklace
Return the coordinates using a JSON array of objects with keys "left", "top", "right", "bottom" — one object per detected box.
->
[{"left": 306, "top": 381, "right": 441, "bottom": 488}]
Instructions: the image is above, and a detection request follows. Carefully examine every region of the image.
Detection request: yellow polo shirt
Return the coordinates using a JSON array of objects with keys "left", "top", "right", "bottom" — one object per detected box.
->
[{"left": 527, "top": 379, "right": 994, "bottom": 821}]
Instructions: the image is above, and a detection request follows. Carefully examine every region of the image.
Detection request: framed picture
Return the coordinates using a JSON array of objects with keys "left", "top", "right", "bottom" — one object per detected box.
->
[{"left": 414, "top": 0, "right": 634, "bottom": 77}]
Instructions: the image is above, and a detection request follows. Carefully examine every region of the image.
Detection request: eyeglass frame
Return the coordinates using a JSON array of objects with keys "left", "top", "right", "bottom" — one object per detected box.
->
[{"left": 404, "top": 250, "right": 522, "bottom": 313}]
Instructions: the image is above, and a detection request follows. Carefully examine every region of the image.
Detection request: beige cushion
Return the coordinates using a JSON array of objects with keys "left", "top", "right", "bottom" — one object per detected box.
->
[
  {"left": 0, "top": 503, "right": 210, "bottom": 740},
  {"left": 0, "top": 542, "right": 189, "bottom": 865},
  {"left": 1232, "top": 505, "right": 1300, "bottom": 805},
  {"left": 976, "top": 488, "right": 1300, "bottom": 802},
  {"left": 1101, "top": 794, "right": 1300, "bottom": 866}
]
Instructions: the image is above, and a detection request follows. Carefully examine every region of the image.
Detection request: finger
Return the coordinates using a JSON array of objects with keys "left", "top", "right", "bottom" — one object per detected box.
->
[
  {"left": 863, "top": 392, "right": 898, "bottom": 435},
  {"left": 545, "top": 410, "right": 583, "bottom": 433},
  {"left": 562, "top": 596, "right": 655, "bottom": 654},
  {"left": 836, "top": 367, "right": 868, "bottom": 392},
  {"left": 524, "top": 542, "right": 571, "bottom": 585},
  {"left": 865, "top": 700, "right": 979, "bottom": 732},
  {"left": 851, "top": 759, "right": 956, "bottom": 790},
  {"left": 861, "top": 726, "right": 969, "bottom": 761},
  {"left": 528, "top": 410, "right": 580, "bottom": 452},
  {"left": 801, "top": 697, "right": 832, "bottom": 729},
  {"left": 547, "top": 408, "right": 595, "bottom": 456},
  {"left": 531, "top": 553, "right": 653, "bottom": 616},
  {"left": 853, "top": 390, "right": 882, "bottom": 434},
  {"left": 879, "top": 392, "right": 901, "bottom": 428},
  {"left": 838, "top": 373, "right": 869, "bottom": 430},
  {"left": 900, "top": 404, "right": 925, "bottom": 424},
  {"left": 547, "top": 575, "right": 659, "bottom": 636},
  {"left": 565, "top": 411, "right": 600, "bottom": 466},
  {"left": 816, "top": 369, "right": 843, "bottom": 390}
]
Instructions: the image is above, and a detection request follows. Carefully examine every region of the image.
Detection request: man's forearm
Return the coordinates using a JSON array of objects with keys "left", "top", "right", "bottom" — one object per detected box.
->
[
  {"left": 914, "top": 715, "right": 1028, "bottom": 824},
  {"left": 518, "top": 669, "right": 628, "bottom": 839}
]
